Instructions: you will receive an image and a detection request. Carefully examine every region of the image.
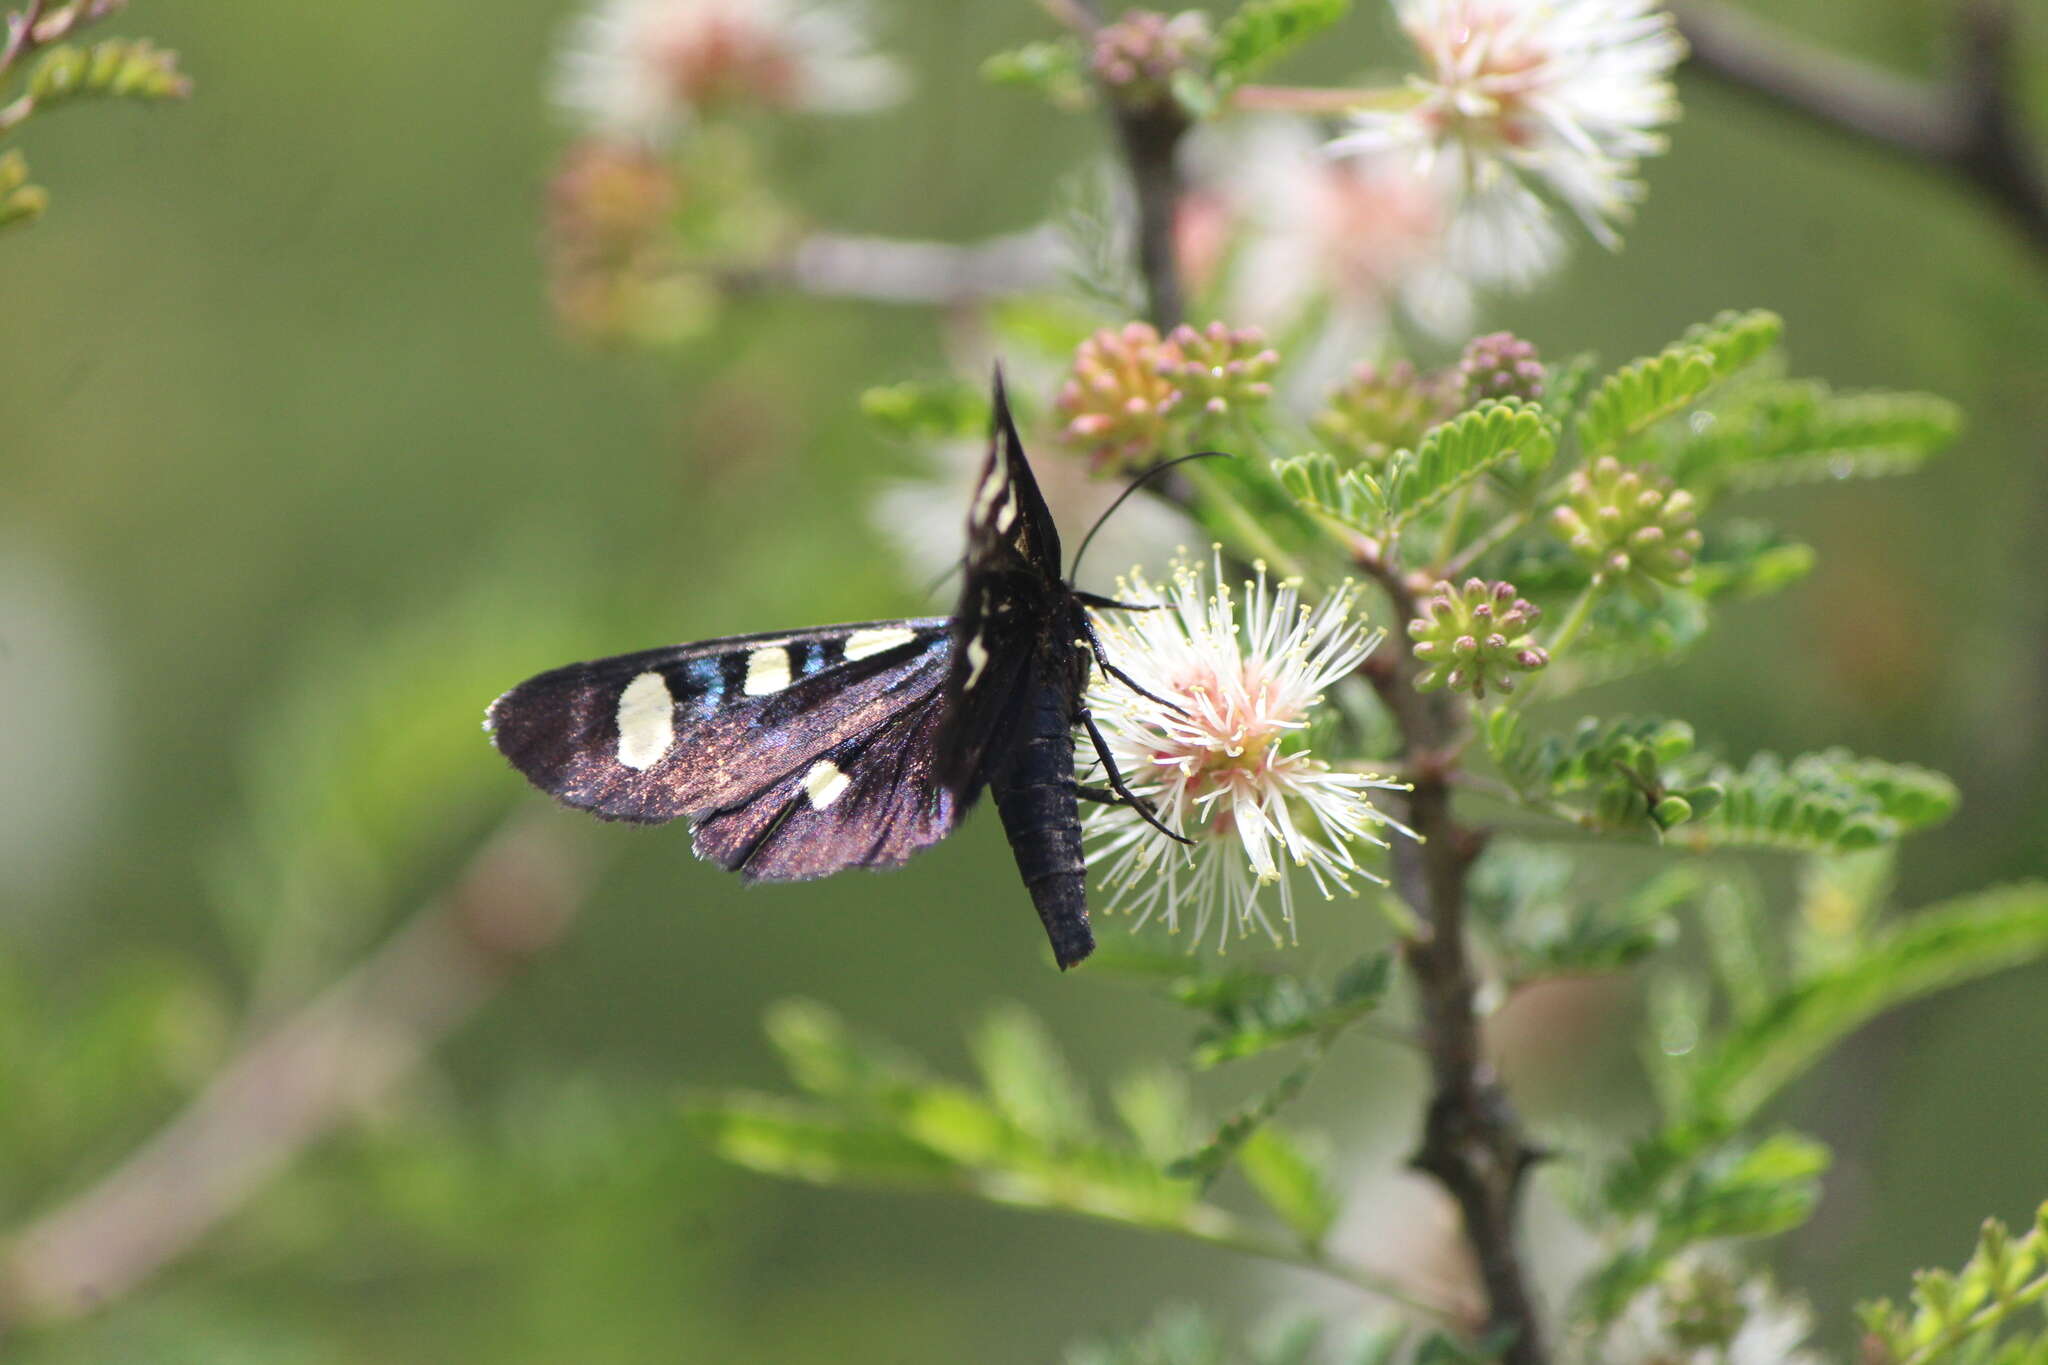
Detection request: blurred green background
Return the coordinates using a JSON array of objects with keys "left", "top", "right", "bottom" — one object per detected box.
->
[{"left": 1, "top": 1, "right": 2044, "bottom": 1360}]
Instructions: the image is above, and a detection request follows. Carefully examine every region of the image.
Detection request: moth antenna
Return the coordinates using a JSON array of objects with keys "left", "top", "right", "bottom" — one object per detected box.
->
[{"left": 1068, "top": 451, "right": 1232, "bottom": 584}]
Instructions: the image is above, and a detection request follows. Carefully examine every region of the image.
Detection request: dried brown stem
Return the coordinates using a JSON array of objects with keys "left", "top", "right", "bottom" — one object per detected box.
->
[
  {"left": 0, "top": 817, "right": 588, "bottom": 1333},
  {"left": 1674, "top": 0, "right": 2048, "bottom": 261}
]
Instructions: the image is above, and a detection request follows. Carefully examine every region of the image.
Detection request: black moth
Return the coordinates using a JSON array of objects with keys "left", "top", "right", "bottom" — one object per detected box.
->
[{"left": 486, "top": 371, "right": 1184, "bottom": 969}]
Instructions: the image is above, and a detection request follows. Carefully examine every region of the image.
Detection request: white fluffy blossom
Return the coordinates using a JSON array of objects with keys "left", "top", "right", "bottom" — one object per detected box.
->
[
  {"left": 554, "top": 0, "right": 908, "bottom": 143},
  {"left": 1184, "top": 119, "right": 1477, "bottom": 346},
  {"left": 1082, "top": 555, "right": 1409, "bottom": 948},
  {"left": 1328, "top": 0, "right": 1684, "bottom": 287}
]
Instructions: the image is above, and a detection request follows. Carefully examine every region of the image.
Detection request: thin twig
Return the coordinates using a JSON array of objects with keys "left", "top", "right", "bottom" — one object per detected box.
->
[
  {"left": 0, "top": 817, "right": 590, "bottom": 1332},
  {"left": 1673, "top": 0, "right": 2048, "bottom": 260}
]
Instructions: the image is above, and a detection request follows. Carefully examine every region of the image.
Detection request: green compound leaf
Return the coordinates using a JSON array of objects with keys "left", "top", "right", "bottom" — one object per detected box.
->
[
  {"left": 1274, "top": 401, "right": 1551, "bottom": 537},
  {"left": 1858, "top": 1202, "right": 2048, "bottom": 1365},
  {"left": 1680, "top": 308, "right": 1784, "bottom": 375},
  {"left": 694, "top": 1002, "right": 1257, "bottom": 1244},
  {"left": 1176, "top": 954, "right": 1393, "bottom": 1068},
  {"left": 1214, "top": 0, "right": 1352, "bottom": 88},
  {"left": 1169, "top": 1060, "right": 1316, "bottom": 1187},
  {"left": 1680, "top": 882, "right": 2048, "bottom": 1127},
  {"left": 1273, "top": 450, "right": 1388, "bottom": 536},
  {"left": 1693, "top": 749, "right": 1958, "bottom": 853},
  {"left": 859, "top": 377, "right": 989, "bottom": 440},
  {"left": 1469, "top": 847, "right": 1693, "bottom": 983},
  {"left": 1663, "top": 379, "right": 1961, "bottom": 494},
  {"left": 971, "top": 1002, "right": 1098, "bottom": 1146},
  {"left": 685, "top": 1095, "right": 965, "bottom": 1188},
  {"left": 1575, "top": 310, "right": 1781, "bottom": 458},
  {"left": 1576, "top": 346, "right": 1717, "bottom": 457},
  {"left": 981, "top": 39, "right": 1090, "bottom": 109},
  {"left": 1581, "top": 1132, "right": 1830, "bottom": 1325},
  {"left": 1390, "top": 399, "right": 1554, "bottom": 526},
  {"left": 1238, "top": 1125, "right": 1339, "bottom": 1249}
]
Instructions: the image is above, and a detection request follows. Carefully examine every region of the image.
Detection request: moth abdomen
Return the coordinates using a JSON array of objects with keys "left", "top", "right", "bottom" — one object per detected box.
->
[{"left": 990, "top": 692, "right": 1091, "bottom": 969}]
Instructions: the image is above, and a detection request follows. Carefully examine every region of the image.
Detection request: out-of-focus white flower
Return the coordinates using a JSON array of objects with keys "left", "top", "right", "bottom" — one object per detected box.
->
[
  {"left": 1600, "top": 1256, "right": 1823, "bottom": 1365},
  {"left": 554, "top": 0, "right": 908, "bottom": 143},
  {"left": 1328, "top": 0, "right": 1683, "bottom": 286},
  {"left": 1183, "top": 119, "right": 1477, "bottom": 344},
  {"left": 1083, "top": 555, "right": 1408, "bottom": 948}
]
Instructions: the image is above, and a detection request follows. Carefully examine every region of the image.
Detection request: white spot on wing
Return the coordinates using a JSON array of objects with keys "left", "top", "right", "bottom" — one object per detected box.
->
[
  {"left": 743, "top": 645, "right": 792, "bottom": 695},
  {"left": 843, "top": 626, "right": 917, "bottom": 661},
  {"left": 972, "top": 459, "right": 1006, "bottom": 522},
  {"left": 964, "top": 634, "right": 990, "bottom": 689},
  {"left": 803, "top": 759, "right": 851, "bottom": 809},
  {"left": 615, "top": 671, "right": 675, "bottom": 770},
  {"left": 994, "top": 487, "right": 1018, "bottom": 533}
]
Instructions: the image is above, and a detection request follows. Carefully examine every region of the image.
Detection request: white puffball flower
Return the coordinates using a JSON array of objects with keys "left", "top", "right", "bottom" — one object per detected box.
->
[
  {"left": 1328, "top": 0, "right": 1684, "bottom": 287},
  {"left": 1082, "top": 553, "right": 1411, "bottom": 949},
  {"left": 554, "top": 0, "right": 908, "bottom": 144}
]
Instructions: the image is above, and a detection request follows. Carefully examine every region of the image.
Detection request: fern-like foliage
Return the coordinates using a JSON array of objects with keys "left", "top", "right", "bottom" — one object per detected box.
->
[
  {"left": 1662, "top": 379, "right": 1961, "bottom": 494},
  {"left": 1274, "top": 400, "right": 1552, "bottom": 536},
  {"left": 1576, "top": 346, "right": 1717, "bottom": 456},
  {"left": 688, "top": 1000, "right": 1352, "bottom": 1256},
  {"left": 1171, "top": 953, "right": 1392, "bottom": 1068},
  {"left": 1212, "top": 0, "right": 1352, "bottom": 88},
  {"left": 1693, "top": 749, "right": 1958, "bottom": 852},
  {"left": 1575, "top": 310, "right": 1781, "bottom": 456},
  {"left": 1860, "top": 1204, "right": 2048, "bottom": 1365}
]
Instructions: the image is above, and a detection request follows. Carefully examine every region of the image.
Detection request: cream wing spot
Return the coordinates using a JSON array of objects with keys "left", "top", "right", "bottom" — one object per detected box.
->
[
  {"left": 614, "top": 671, "right": 675, "bottom": 771},
  {"left": 803, "top": 760, "right": 852, "bottom": 809},
  {"left": 972, "top": 461, "right": 1006, "bottom": 522},
  {"left": 843, "top": 626, "right": 917, "bottom": 661},
  {"left": 964, "top": 634, "right": 990, "bottom": 689},
  {"left": 743, "top": 645, "right": 792, "bottom": 695}
]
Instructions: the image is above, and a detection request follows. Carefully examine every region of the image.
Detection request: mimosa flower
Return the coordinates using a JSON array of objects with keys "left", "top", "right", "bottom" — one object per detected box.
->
[{"left": 1082, "top": 555, "right": 1410, "bottom": 948}]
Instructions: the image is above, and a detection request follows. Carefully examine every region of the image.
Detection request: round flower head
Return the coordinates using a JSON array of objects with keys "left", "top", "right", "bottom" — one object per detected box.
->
[
  {"left": 1327, "top": 0, "right": 1683, "bottom": 285},
  {"left": 1082, "top": 554, "right": 1410, "bottom": 948},
  {"left": 554, "top": 0, "right": 908, "bottom": 144}
]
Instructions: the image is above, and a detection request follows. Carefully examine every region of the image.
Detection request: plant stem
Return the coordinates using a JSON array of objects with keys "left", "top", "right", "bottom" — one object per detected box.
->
[
  {"left": 1544, "top": 581, "right": 1603, "bottom": 661},
  {"left": 1356, "top": 550, "right": 1550, "bottom": 1365},
  {"left": 1080, "top": 7, "right": 1547, "bottom": 1351},
  {"left": 1433, "top": 482, "right": 1476, "bottom": 572}
]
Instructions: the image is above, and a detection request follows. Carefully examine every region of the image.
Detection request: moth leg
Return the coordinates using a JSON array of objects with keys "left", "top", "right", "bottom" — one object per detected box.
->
[
  {"left": 1079, "top": 707, "right": 1195, "bottom": 845},
  {"left": 1072, "top": 782, "right": 1122, "bottom": 805},
  {"left": 1073, "top": 589, "right": 1163, "bottom": 612},
  {"left": 1078, "top": 614, "right": 1187, "bottom": 717}
]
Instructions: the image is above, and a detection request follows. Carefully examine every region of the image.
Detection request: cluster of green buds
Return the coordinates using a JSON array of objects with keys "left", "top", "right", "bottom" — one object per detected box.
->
[
  {"left": 1088, "top": 10, "right": 1212, "bottom": 110},
  {"left": 1311, "top": 360, "right": 1455, "bottom": 467},
  {"left": 1457, "top": 331, "right": 1545, "bottom": 405},
  {"left": 1056, "top": 320, "right": 1276, "bottom": 471},
  {"left": 1551, "top": 456, "right": 1703, "bottom": 597},
  {"left": 24, "top": 37, "right": 190, "bottom": 108},
  {"left": 1408, "top": 578, "right": 1549, "bottom": 698},
  {"left": 0, "top": 150, "right": 47, "bottom": 230}
]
